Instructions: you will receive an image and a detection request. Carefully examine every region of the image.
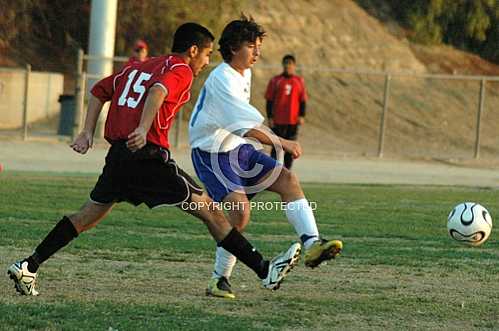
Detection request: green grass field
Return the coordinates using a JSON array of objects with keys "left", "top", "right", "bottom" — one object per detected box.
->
[{"left": 0, "top": 171, "right": 498, "bottom": 330}]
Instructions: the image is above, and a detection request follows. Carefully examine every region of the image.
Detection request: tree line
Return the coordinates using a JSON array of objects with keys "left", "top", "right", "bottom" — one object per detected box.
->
[
  {"left": 358, "top": 0, "right": 498, "bottom": 64},
  {"left": 1, "top": 0, "right": 497, "bottom": 72},
  {"left": 0, "top": 0, "right": 241, "bottom": 71}
]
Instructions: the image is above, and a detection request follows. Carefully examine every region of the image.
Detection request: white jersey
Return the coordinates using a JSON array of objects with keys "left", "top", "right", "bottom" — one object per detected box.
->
[{"left": 189, "top": 62, "right": 264, "bottom": 152}]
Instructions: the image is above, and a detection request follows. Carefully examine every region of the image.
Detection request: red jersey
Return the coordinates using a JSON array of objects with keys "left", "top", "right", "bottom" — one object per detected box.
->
[
  {"left": 265, "top": 74, "right": 308, "bottom": 125},
  {"left": 122, "top": 56, "right": 150, "bottom": 67},
  {"left": 91, "top": 55, "right": 192, "bottom": 148}
]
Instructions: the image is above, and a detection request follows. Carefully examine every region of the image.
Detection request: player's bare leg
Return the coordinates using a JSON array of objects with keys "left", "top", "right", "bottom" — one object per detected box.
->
[
  {"left": 201, "top": 192, "right": 250, "bottom": 298},
  {"left": 224, "top": 192, "right": 251, "bottom": 231},
  {"left": 69, "top": 201, "right": 115, "bottom": 233},
  {"left": 265, "top": 167, "right": 343, "bottom": 268},
  {"left": 179, "top": 191, "right": 234, "bottom": 241},
  {"left": 8, "top": 200, "right": 114, "bottom": 295},
  {"left": 265, "top": 166, "right": 304, "bottom": 202},
  {"left": 206, "top": 169, "right": 309, "bottom": 298},
  {"left": 185, "top": 194, "right": 243, "bottom": 299},
  {"left": 183, "top": 191, "right": 299, "bottom": 297}
]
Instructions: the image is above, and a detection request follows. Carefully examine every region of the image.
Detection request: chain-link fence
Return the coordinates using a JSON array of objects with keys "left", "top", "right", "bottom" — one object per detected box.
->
[
  {"left": 252, "top": 66, "right": 499, "bottom": 159},
  {"left": 3, "top": 51, "right": 498, "bottom": 160},
  {"left": 66, "top": 56, "right": 499, "bottom": 158}
]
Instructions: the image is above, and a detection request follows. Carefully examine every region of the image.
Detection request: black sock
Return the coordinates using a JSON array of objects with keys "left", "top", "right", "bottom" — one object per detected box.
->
[
  {"left": 24, "top": 255, "right": 40, "bottom": 273},
  {"left": 218, "top": 228, "right": 269, "bottom": 279},
  {"left": 24, "top": 216, "right": 79, "bottom": 273}
]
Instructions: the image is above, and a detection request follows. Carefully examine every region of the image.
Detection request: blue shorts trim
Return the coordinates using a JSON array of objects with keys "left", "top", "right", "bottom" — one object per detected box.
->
[{"left": 191, "top": 144, "right": 279, "bottom": 202}]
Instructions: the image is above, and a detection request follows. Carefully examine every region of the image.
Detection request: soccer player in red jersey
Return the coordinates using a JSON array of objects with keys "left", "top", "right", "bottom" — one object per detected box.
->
[
  {"left": 265, "top": 54, "right": 308, "bottom": 169},
  {"left": 7, "top": 23, "right": 300, "bottom": 296}
]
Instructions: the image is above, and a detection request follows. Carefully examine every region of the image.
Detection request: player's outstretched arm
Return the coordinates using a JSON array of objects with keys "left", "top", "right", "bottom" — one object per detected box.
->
[
  {"left": 127, "top": 85, "right": 167, "bottom": 152},
  {"left": 245, "top": 125, "right": 302, "bottom": 159},
  {"left": 70, "top": 95, "right": 104, "bottom": 154}
]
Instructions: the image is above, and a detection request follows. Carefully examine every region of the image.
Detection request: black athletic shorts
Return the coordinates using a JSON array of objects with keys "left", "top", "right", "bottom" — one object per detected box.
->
[
  {"left": 272, "top": 124, "right": 299, "bottom": 140},
  {"left": 90, "top": 141, "right": 203, "bottom": 208}
]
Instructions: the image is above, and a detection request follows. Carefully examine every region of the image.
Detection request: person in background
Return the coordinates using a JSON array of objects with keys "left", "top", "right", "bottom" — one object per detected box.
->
[
  {"left": 265, "top": 54, "right": 308, "bottom": 169},
  {"left": 124, "top": 39, "right": 150, "bottom": 66}
]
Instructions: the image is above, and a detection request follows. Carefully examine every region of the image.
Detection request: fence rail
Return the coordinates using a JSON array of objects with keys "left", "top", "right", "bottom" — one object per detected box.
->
[
  {"left": 73, "top": 50, "right": 499, "bottom": 158},
  {"left": 3, "top": 48, "right": 497, "bottom": 160},
  {"left": 0, "top": 64, "right": 64, "bottom": 140}
]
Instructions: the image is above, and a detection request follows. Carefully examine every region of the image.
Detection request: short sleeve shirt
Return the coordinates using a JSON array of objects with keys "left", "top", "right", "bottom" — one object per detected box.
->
[
  {"left": 188, "top": 62, "right": 264, "bottom": 152},
  {"left": 91, "top": 55, "right": 192, "bottom": 148},
  {"left": 265, "top": 74, "right": 308, "bottom": 125}
]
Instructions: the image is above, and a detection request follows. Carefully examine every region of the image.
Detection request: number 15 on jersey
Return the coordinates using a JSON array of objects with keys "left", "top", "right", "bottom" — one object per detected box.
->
[{"left": 117, "top": 69, "right": 152, "bottom": 109}]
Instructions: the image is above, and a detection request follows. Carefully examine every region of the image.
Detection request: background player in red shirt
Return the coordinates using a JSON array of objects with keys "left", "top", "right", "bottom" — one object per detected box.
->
[
  {"left": 265, "top": 54, "right": 308, "bottom": 169},
  {"left": 7, "top": 23, "right": 300, "bottom": 297},
  {"left": 123, "top": 39, "right": 150, "bottom": 67}
]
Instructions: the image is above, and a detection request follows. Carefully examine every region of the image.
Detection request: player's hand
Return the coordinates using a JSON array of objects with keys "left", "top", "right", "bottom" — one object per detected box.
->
[
  {"left": 127, "top": 126, "right": 147, "bottom": 152},
  {"left": 70, "top": 131, "right": 93, "bottom": 154},
  {"left": 282, "top": 140, "right": 302, "bottom": 159},
  {"left": 298, "top": 117, "right": 305, "bottom": 126}
]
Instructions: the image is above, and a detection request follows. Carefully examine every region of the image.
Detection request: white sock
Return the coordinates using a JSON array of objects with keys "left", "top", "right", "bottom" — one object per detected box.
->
[
  {"left": 286, "top": 198, "right": 320, "bottom": 249},
  {"left": 212, "top": 246, "right": 237, "bottom": 279}
]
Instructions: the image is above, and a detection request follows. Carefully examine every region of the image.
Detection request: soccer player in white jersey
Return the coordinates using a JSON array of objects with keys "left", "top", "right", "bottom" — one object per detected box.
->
[{"left": 189, "top": 16, "right": 343, "bottom": 299}]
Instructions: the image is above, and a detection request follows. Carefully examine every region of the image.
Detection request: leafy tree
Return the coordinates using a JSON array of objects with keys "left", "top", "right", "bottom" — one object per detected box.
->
[
  {"left": 0, "top": 0, "right": 244, "bottom": 71},
  {"left": 390, "top": 0, "right": 498, "bottom": 63},
  {"left": 355, "top": 0, "right": 498, "bottom": 63}
]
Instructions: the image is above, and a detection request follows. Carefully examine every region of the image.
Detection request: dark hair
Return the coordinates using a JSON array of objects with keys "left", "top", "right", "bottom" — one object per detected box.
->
[
  {"left": 219, "top": 15, "right": 266, "bottom": 62},
  {"left": 171, "top": 22, "right": 215, "bottom": 53},
  {"left": 282, "top": 54, "right": 296, "bottom": 64}
]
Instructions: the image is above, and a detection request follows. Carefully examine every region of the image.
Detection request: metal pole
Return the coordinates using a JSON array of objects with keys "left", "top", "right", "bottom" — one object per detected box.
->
[
  {"left": 77, "top": 48, "right": 84, "bottom": 76},
  {"left": 87, "top": 0, "right": 117, "bottom": 83},
  {"left": 73, "top": 49, "right": 85, "bottom": 138},
  {"left": 22, "top": 64, "right": 31, "bottom": 141},
  {"left": 88, "top": 0, "right": 117, "bottom": 139},
  {"left": 474, "top": 79, "right": 486, "bottom": 159},
  {"left": 378, "top": 74, "right": 391, "bottom": 158},
  {"left": 74, "top": 71, "right": 86, "bottom": 138}
]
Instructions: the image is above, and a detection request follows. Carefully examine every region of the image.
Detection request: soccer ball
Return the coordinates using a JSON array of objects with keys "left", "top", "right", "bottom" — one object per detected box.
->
[{"left": 447, "top": 202, "right": 493, "bottom": 246}]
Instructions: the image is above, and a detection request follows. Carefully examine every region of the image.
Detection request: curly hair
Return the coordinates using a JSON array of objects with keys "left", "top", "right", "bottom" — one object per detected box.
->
[{"left": 218, "top": 14, "right": 266, "bottom": 62}]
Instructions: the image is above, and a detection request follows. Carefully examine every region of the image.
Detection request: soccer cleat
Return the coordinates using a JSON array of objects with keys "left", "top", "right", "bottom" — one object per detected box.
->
[
  {"left": 7, "top": 261, "right": 39, "bottom": 296},
  {"left": 304, "top": 239, "right": 343, "bottom": 268},
  {"left": 206, "top": 276, "right": 236, "bottom": 299},
  {"left": 262, "top": 242, "right": 301, "bottom": 290}
]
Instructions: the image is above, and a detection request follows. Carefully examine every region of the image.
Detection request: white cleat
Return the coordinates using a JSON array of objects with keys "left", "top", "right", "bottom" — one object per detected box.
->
[
  {"left": 262, "top": 242, "right": 301, "bottom": 291},
  {"left": 7, "top": 261, "right": 39, "bottom": 296}
]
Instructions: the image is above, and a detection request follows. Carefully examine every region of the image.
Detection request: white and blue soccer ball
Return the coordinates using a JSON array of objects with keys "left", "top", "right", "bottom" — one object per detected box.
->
[{"left": 447, "top": 202, "right": 493, "bottom": 246}]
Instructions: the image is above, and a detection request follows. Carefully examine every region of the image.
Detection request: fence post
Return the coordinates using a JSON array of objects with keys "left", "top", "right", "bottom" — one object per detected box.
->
[
  {"left": 474, "top": 79, "right": 486, "bottom": 159},
  {"left": 22, "top": 64, "right": 31, "bottom": 141},
  {"left": 377, "top": 73, "right": 391, "bottom": 158},
  {"left": 174, "top": 109, "right": 183, "bottom": 148},
  {"left": 73, "top": 49, "right": 85, "bottom": 138},
  {"left": 74, "top": 72, "right": 86, "bottom": 138}
]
